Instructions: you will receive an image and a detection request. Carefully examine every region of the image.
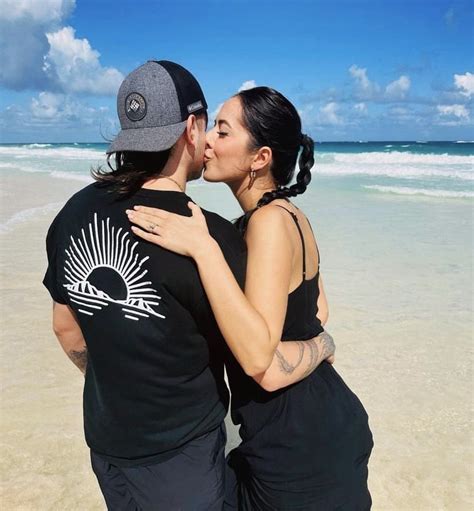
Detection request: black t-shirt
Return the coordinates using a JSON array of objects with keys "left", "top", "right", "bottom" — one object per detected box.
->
[{"left": 43, "top": 183, "right": 246, "bottom": 467}]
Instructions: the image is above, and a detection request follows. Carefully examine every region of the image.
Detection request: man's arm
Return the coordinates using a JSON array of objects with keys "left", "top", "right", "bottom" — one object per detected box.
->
[{"left": 52, "top": 302, "right": 87, "bottom": 374}]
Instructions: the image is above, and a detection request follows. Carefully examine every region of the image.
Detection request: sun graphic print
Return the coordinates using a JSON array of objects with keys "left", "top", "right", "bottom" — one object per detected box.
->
[{"left": 63, "top": 213, "right": 166, "bottom": 322}]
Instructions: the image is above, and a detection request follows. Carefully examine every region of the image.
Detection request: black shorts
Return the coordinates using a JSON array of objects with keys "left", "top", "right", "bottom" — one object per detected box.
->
[{"left": 90, "top": 423, "right": 226, "bottom": 511}]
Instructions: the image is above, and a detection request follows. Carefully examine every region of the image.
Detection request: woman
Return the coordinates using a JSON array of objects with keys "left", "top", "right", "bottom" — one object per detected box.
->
[{"left": 127, "top": 87, "right": 373, "bottom": 510}]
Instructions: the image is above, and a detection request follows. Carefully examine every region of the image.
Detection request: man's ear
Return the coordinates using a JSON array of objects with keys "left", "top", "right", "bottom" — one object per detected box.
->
[
  {"left": 251, "top": 146, "right": 272, "bottom": 171},
  {"left": 184, "top": 114, "right": 198, "bottom": 147}
]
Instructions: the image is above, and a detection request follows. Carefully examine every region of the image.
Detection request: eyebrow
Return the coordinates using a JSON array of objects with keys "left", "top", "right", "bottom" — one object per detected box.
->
[{"left": 217, "top": 119, "right": 232, "bottom": 129}]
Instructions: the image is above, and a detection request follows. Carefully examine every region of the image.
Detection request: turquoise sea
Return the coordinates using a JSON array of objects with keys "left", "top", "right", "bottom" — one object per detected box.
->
[{"left": 0, "top": 141, "right": 472, "bottom": 200}]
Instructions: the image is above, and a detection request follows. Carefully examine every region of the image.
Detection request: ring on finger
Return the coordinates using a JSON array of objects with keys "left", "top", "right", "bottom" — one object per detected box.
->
[{"left": 148, "top": 222, "right": 157, "bottom": 232}]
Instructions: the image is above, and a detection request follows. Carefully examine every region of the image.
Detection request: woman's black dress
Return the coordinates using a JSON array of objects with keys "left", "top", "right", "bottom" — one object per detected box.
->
[{"left": 224, "top": 206, "right": 374, "bottom": 510}]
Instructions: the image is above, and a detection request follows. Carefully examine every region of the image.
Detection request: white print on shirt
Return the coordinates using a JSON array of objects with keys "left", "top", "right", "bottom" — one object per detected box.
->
[{"left": 63, "top": 213, "right": 166, "bottom": 321}]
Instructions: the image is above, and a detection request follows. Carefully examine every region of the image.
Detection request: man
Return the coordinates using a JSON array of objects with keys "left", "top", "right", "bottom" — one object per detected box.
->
[{"left": 43, "top": 60, "right": 247, "bottom": 510}]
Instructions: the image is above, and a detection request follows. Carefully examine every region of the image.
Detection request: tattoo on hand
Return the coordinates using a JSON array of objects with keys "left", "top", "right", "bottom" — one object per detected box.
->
[{"left": 68, "top": 347, "right": 87, "bottom": 374}]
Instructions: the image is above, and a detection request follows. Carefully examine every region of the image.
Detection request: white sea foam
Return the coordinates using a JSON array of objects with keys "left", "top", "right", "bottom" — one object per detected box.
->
[
  {"left": 0, "top": 202, "right": 64, "bottom": 234},
  {"left": 314, "top": 151, "right": 473, "bottom": 180},
  {"left": 51, "top": 171, "right": 92, "bottom": 183},
  {"left": 0, "top": 145, "right": 104, "bottom": 160},
  {"left": 363, "top": 185, "right": 474, "bottom": 199},
  {"left": 314, "top": 164, "right": 473, "bottom": 180},
  {"left": 23, "top": 143, "right": 53, "bottom": 148},
  {"left": 319, "top": 151, "right": 473, "bottom": 165}
]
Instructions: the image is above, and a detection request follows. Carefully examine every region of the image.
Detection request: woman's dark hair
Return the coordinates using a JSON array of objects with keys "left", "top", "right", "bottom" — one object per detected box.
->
[
  {"left": 91, "top": 150, "right": 171, "bottom": 198},
  {"left": 236, "top": 86, "right": 314, "bottom": 208},
  {"left": 233, "top": 86, "right": 314, "bottom": 231}
]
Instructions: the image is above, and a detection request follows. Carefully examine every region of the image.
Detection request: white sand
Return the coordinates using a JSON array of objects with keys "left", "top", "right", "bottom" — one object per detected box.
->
[{"left": 1, "top": 172, "right": 472, "bottom": 509}]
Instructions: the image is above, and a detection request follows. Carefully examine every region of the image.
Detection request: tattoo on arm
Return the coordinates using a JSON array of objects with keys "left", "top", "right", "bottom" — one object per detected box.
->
[
  {"left": 275, "top": 341, "right": 305, "bottom": 374},
  {"left": 68, "top": 347, "right": 88, "bottom": 374},
  {"left": 302, "top": 339, "right": 320, "bottom": 378},
  {"left": 275, "top": 331, "right": 335, "bottom": 380},
  {"left": 319, "top": 331, "right": 335, "bottom": 360}
]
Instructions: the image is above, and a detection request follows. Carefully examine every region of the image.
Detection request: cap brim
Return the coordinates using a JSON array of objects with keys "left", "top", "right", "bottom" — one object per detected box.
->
[{"left": 106, "top": 120, "right": 187, "bottom": 154}]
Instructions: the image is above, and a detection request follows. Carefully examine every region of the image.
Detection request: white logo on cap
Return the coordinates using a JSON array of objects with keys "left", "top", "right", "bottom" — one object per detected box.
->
[
  {"left": 125, "top": 93, "right": 147, "bottom": 121},
  {"left": 129, "top": 99, "right": 141, "bottom": 112},
  {"left": 187, "top": 100, "right": 203, "bottom": 113}
]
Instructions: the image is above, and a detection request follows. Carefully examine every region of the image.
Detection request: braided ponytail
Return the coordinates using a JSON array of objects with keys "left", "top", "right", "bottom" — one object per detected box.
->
[{"left": 257, "top": 133, "right": 314, "bottom": 208}]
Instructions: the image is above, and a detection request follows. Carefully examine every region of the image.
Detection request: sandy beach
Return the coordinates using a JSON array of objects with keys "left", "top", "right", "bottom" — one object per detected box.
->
[{"left": 1, "top": 166, "right": 473, "bottom": 510}]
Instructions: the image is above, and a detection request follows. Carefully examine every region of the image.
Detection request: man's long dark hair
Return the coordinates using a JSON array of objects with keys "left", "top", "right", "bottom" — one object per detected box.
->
[
  {"left": 92, "top": 112, "right": 208, "bottom": 198},
  {"left": 91, "top": 150, "right": 172, "bottom": 199}
]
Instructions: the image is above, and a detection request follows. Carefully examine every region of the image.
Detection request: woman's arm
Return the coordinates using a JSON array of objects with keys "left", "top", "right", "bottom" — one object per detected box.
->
[
  {"left": 256, "top": 331, "right": 335, "bottom": 392},
  {"left": 190, "top": 206, "right": 292, "bottom": 376},
  {"left": 256, "top": 276, "right": 332, "bottom": 391},
  {"left": 127, "top": 204, "right": 293, "bottom": 376},
  {"left": 317, "top": 275, "right": 329, "bottom": 326},
  {"left": 127, "top": 203, "right": 317, "bottom": 379}
]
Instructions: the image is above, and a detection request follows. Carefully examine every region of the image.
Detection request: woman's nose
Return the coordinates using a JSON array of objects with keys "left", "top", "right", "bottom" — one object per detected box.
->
[{"left": 205, "top": 127, "right": 216, "bottom": 148}]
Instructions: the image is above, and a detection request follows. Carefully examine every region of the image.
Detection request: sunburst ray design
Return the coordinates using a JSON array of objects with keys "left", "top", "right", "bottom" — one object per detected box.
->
[{"left": 63, "top": 213, "right": 166, "bottom": 321}]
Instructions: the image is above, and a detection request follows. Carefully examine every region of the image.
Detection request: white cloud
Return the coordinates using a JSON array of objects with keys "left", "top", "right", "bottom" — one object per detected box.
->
[
  {"left": 349, "top": 65, "right": 380, "bottom": 99},
  {"left": 319, "top": 102, "right": 343, "bottom": 125},
  {"left": 349, "top": 65, "right": 414, "bottom": 103},
  {"left": 238, "top": 80, "right": 257, "bottom": 92},
  {"left": 211, "top": 80, "right": 257, "bottom": 119},
  {"left": 354, "top": 102, "right": 367, "bottom": 114},
  {"left": 385, "top": 75, "right": 411, "bottom": 99},
  {"left": 437, "top": 104, "right": 470, "bottom": 119},
  {"left": 454, "top": 72, "right": 474, "bottom": 98},
  {"left": 0, "top": 1, "right": 122, "bottom": 96},
  {"left": 210, "top": 102, "right": 224, "bottom": 120},
  {"left": 27, "top": 91, "right": 111, "bottom": 129},
  {"left": 31, "top": 91, "right": 66, "bottom": 119},
  {"left": 0, "top": 91, "right": 113, "bottom": 136},
  {"left": 0, "top": 0, "right": 75, "bottom": 22},
  {"left": 44, "top": 26, "right": 123, "bottom": 95}
]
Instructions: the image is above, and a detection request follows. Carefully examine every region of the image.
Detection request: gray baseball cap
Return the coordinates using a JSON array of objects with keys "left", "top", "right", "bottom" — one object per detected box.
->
[{"left": 107, "top": 60, "right": 207, "bottom": 154}]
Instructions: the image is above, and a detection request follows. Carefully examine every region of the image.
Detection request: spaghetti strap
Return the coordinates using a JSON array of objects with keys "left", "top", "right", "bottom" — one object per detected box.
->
[
  {"left": 304, "top": 217, "right": 321, "bottom": 270},
  {"left": 272, "top": 205, "right": 306, "bottom": 279}
]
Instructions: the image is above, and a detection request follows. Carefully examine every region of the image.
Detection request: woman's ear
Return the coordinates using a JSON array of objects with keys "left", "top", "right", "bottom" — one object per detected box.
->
[{"left": 252, "top": 146, "right": 272, "bottom": 171}]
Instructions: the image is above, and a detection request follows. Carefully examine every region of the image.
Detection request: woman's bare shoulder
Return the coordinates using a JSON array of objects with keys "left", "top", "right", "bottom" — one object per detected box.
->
[{"left": 247, "top": 201, "right": 295, "bottom": 229}]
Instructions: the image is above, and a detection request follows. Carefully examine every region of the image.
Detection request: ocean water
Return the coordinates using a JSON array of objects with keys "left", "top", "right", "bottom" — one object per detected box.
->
[
  {"left": 1, "top": 142, "right": 473, "bottom": 509},
  {"left": 0, "top": 141, "right": 473, "bottom": 198}
]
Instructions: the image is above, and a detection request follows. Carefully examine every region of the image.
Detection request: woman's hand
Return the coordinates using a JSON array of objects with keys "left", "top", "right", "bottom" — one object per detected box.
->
[
  {"left": 126, "top": 202, "right": 214, "bottom": 258},
  {"left": 319, "top": 331, "right": 335, "bottom": 364}
]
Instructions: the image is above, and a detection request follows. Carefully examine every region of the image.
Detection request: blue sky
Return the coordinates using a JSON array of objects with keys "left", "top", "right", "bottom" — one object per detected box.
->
[{"left": 0, "top": 0, "right": 473, "bottom": 142}]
